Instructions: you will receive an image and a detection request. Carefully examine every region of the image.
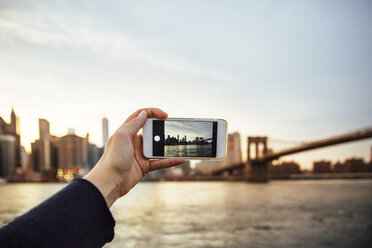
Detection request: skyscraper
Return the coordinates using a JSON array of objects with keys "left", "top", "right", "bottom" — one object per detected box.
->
[
  {"left": 31, "top": 119, "right": 58, "bottom": 172},
  {"left": 102, "top": 117, "right": 109, "bottom": 148},
  {"left": 10, "top": 108, "right": 18, "bottom": 134},
  {"left": 0, "top": 109, "right": 22, "bottom": 179},
  {"left": 222, "top": 132, "right": 242, "bottom": 166},
  {"left": 39, "top": 119, "right": 50, "bottom": 140},
  {"left": 0, "top": 135, "right": 17, "bottom": 179}
]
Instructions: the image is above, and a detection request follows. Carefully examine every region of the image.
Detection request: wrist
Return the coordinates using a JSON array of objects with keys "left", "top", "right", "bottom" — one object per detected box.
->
[{"left": 84, "top": 160, "right": 122, "bottom": 208}]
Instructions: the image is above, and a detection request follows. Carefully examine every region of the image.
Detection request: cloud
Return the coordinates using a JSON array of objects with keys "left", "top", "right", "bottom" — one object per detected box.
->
[{"left": 0, "top": 10, "right": 231, "bottom": 80}]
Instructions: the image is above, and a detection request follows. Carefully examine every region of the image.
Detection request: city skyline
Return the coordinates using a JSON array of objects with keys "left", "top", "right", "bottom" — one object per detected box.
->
[
  {"left": 0, "top": 108, "right": 106, "bottom": 181},
  {"left": 0, "top": 1, "right": 371, "bottom": 169},
  {"left": 0, "top": 107, "right": 371, "bottom": 170},
  {"left": 1, "top": 108, "right": 371, "bottom": 182},
  {"left": 165, "top": 135, "right": 212, "bottom": 146},
  {"left": 165, "top": 121, "right": 213, "bottom": 143}
]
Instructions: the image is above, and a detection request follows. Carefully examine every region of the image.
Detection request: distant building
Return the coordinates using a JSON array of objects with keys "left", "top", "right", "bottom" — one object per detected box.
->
[
  {"left": 86, "top": 134, "right": 101, "bottom": 169},
  {"left": 313, "top": 160, "right": 331, "bottom": 173},
  {"left": 31, "top": 119, "right": 59, "bottom": 172},
  {"left": 56, "top": 133, "right": 89, "bottom": 169},
  {"left": 333, "top": 161, "right": 345, "bottom": 173},
  {"left": 20, "top": 146, "right": 29, "bottom": 170},
  {"left": 344, "top": 158, "right": 367, "bottom": 173},
  {"left": 311, "top": 158, "right": 371, "bottom": 174},
  {"left": 39, "top": 118, "right": 50, "bottom": 140},
  {"left": 0, "top": 135, "right": 17, "bottom": 179},
  {"left": 270, "top": 161, "right": 301, "bottom": 175},
  {"left": 88, "top": 143, "right": 100, "bottom": 169},
  {"left": 0, "top": 109, "right": 22, "bottom": 179},
  {"left": 102, "top": 117, "right": 109, "bottom": 148},
  {"left": 221, "top": 132, "right": 242, "bottom": 166},
  {"left": 32, "top": 120, "right": 102, "bottom": 173},
  {"left": 30, "top": 118, "right": 104, "bottom": 182},
  {"left": 0, "top": 108, "right": 19, "bottom": 134}
]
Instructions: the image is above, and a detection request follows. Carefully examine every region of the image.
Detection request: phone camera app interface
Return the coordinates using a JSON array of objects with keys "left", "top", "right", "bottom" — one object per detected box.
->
[{"left": 153, "top": 120, "right": 217, "bottom": 157}]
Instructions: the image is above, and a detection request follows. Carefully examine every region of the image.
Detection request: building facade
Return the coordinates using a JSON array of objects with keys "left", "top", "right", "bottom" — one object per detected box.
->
[
  {"left": 31, "top": 119, "right": 59, "bottom": 172},
  {"left": 0, "top": 109, "right": 22, "bottom": 179},
  {"left": 221, "top": 132, "right": 242, "bottom": 166},
  {"left": 57, "top": 133, "right": 89, "bottom": 169},
  {"left": 313, "top": 160, "right": 332, "bottom": 173},
  {"left": 270, "top": 161, "right": 301, "bottom": 175}
]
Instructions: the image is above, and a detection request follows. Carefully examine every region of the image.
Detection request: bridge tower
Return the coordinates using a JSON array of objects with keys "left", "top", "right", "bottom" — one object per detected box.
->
[{"left": 244, "top": 136, "right": 269, "bottom": 182}]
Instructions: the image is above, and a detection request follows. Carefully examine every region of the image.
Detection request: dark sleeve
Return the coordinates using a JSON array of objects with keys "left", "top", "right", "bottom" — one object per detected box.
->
[{"left": 0, "top": 178, "right": 115, "bottom": 248}]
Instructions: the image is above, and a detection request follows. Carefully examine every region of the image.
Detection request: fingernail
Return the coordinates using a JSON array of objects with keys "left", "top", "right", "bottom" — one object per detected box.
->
[{"left": 138, "top": 110, "right": 147, "bottom": 118}]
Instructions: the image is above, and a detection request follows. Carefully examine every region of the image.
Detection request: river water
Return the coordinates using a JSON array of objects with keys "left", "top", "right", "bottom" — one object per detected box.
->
[
  {"left": 0, "top": 180, "right": 371, "bottom": 248},
  {"left": 165, "top": 144, "right": 213, "bottom": 157}
]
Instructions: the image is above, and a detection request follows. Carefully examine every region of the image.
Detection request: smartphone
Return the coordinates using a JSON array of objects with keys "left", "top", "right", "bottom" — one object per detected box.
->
[{"left": 143, "top": 118, "right": 228, "bottom": 160}]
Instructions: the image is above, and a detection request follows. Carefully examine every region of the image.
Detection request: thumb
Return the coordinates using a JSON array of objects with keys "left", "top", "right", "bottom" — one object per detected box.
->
[{"left": 124, "top": 110, "right": 148, "bottom": 135}]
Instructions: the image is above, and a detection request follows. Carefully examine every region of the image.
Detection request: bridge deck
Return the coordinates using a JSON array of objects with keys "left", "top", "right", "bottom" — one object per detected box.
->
[
  {"left": 210, "top": 127, "right": 372, "bottom": 175},
  {"left": 263, "top": 128, "right": 372, "bottom": 162}
]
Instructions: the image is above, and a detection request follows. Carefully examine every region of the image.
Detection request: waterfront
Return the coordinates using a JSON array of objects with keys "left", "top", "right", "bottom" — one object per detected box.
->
[
  {"left": 0, "top": 180, "right": 371, "bottom": 247},
  {"left": 165, "top": 143, "right": 213, "bottom": 157}
]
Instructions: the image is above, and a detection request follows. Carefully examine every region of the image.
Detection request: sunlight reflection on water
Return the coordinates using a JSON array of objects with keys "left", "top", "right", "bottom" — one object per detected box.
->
[{"left": 0, "top": 180, "right": 371, "bottom": 248}]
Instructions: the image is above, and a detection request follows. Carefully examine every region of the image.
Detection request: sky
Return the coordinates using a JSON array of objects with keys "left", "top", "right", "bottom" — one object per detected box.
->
[
  {"left": 0, "top": 0, "right": 371, "bottom": 169},
  {"left": 165, "top": 121, "right": 213, "bottom": 141}
]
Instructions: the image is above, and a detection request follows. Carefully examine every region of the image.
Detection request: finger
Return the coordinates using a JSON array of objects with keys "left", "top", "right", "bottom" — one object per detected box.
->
[
  {"left": 134, "top": 134, "right": 144, "bottom": 156},
  {"left": 149, "top": 157, "right": 185, "bottom": 171},
  {"left": 125, "top": 108, "right": 168, "bottom": 123},
  {"left": 123, "top": 110, "right": 148, "bottom": 135},
  {"left": 133, "top": 134, "right": 144, "bottom": 159},
  {"left": 134, "top": 135, "right": 149, "bottom": 175}
]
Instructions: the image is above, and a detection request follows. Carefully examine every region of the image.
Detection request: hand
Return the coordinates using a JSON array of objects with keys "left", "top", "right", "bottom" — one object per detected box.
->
[{"left": 84, "top": 108, "right": 185, "bottom": 207}]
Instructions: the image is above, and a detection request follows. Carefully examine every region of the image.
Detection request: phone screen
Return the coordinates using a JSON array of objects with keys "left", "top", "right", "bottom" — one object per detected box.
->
[{"left": 153, "top": 120, "right": 218, "bottom": 157}]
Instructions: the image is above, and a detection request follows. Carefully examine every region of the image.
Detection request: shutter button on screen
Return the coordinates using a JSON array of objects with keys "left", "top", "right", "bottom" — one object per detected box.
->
[{"left": 154, "top": 135, "right": 160, "bottom": 142}]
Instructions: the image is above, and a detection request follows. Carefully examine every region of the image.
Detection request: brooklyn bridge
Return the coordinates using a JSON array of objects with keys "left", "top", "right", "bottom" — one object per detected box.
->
[{"left": 211, "top": 128, "right": 372, "bottom": 182}]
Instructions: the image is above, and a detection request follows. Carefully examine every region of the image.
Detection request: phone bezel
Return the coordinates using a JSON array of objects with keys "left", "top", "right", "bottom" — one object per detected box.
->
[{"left": 143, "top": 118, "right": 227, "bottom": 160}]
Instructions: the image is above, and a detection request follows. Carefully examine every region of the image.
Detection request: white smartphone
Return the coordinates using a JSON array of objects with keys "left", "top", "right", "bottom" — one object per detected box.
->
[{"left": 143, "top": 118, "right": 228, "bottom": 160}]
